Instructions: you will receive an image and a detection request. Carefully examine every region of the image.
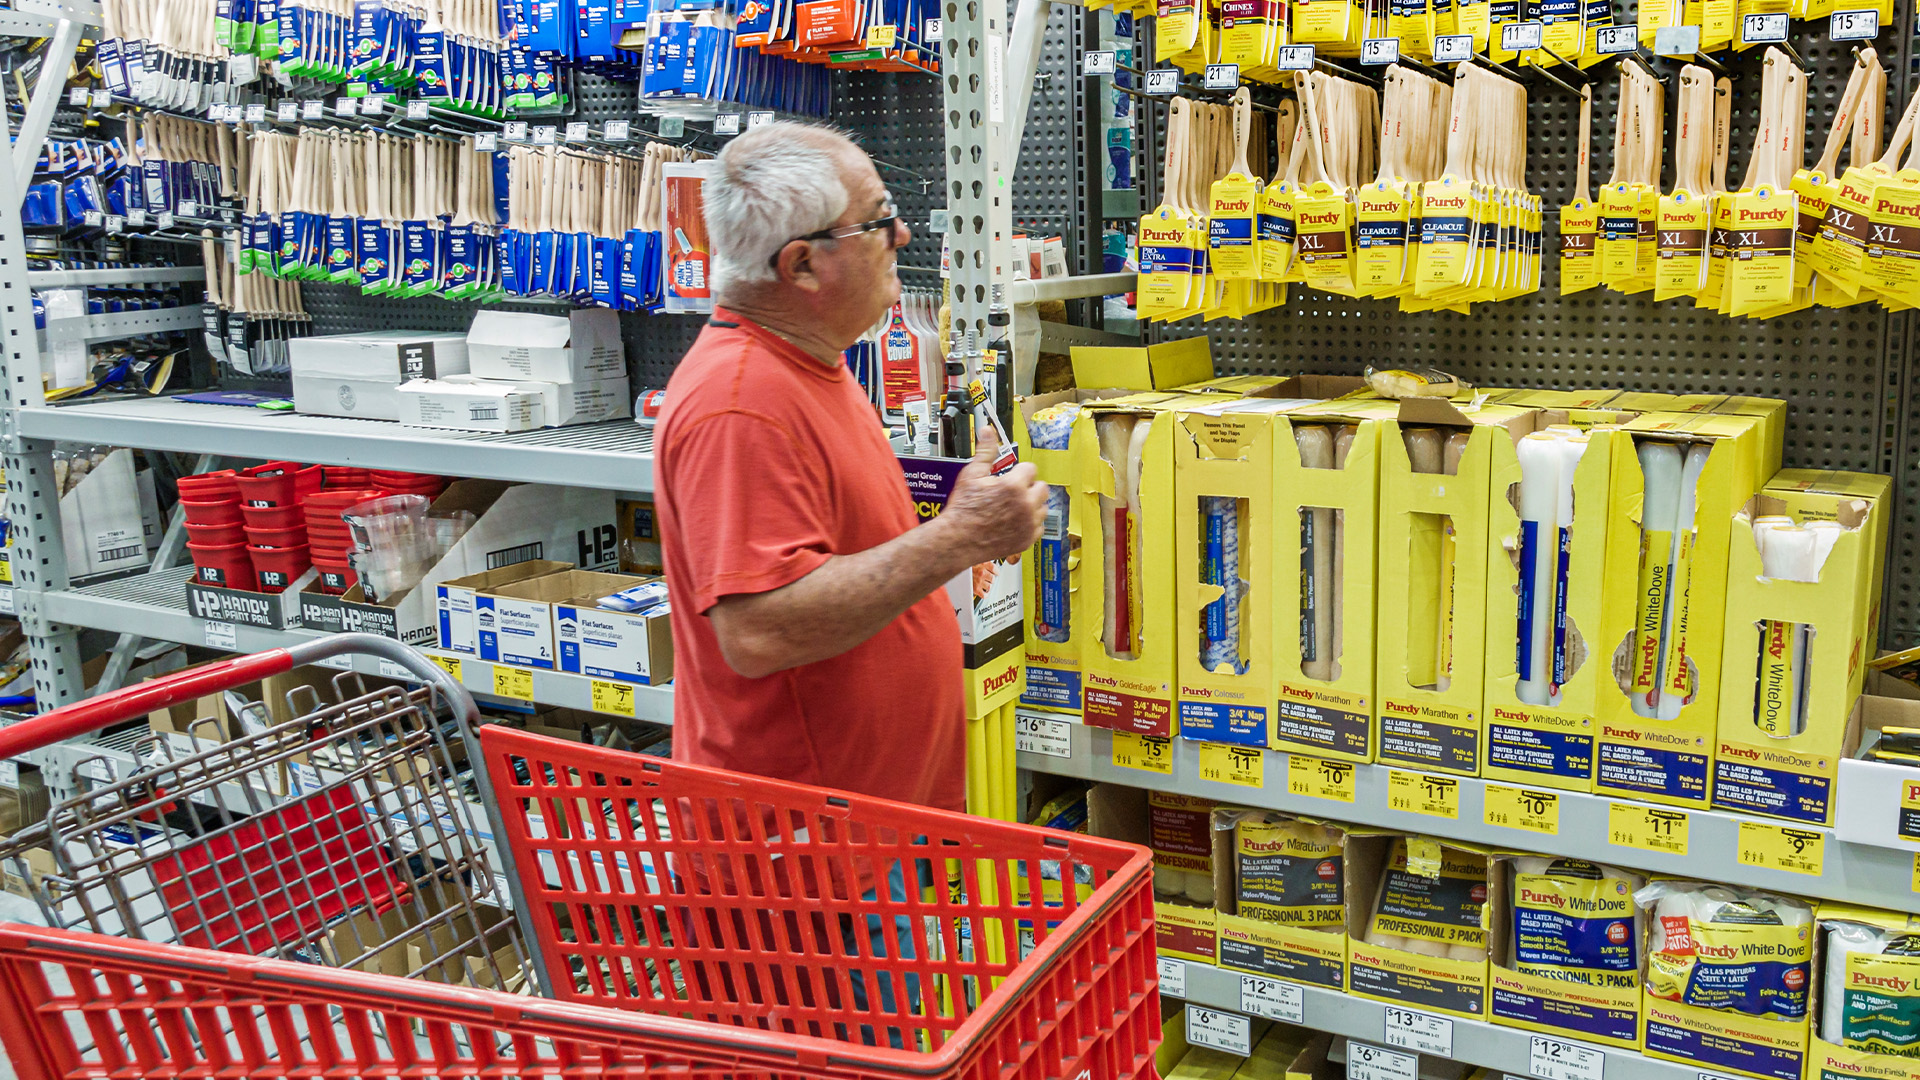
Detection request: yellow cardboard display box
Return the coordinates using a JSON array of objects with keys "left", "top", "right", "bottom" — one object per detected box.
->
[
  {"left": 1346, "top": 832, "right": 1493, "bottom": 1019},
  {"left": 1214, "top": 809, "right": 1352, "bottom": 991},
  {"left": 1807, "top": 903, "right": 1920, "bottom": 1080}
]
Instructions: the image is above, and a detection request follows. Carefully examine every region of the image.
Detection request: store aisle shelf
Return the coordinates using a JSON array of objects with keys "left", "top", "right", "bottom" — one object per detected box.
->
[
  {"left": 1017, "top": 719, "right": 1920, "bottom": 913},
  {"left": 44, "top": 567, "right": 675, "bottom": 723},
  {"left": 17, "top": 397, "right": 655, "bottom": 491},
  {"left": 1164, "top": 958, "right": 1701, "bottom": 1080},
  {"left": 43, "top": 306, "right": 202, "bottom": 343},
  {"left": 30, "top": 266, "right": 205, "bottom": 286}
]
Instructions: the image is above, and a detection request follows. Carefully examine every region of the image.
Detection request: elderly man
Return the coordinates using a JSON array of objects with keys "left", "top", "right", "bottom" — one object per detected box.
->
[{"left": 654, "top": 122, "right": 1048, "bottom": 814}]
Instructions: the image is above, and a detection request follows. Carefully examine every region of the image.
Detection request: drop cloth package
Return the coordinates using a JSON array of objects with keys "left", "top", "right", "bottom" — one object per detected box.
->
[
  {"left": 1488, "top": 856, "right": 1646, "bottom": 1049},
  {"left": 1809, "top": 904, "right": 1920, "bottom": 1080},
  {"left": 1215, "top": 811, "right": 1350, "bottom": 991},
  {"left": 1637, "top": 879, "right": 1813, "bottom": 1079},
  {"left": 1347, "top": 833, "right": 1493, "bottom": 1018}
]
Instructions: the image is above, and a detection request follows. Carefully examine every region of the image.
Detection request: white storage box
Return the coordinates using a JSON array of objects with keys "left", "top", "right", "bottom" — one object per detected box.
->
[
  {"left": 289, "top": 331, "right": 470, "bottom": 421},
  {"left": 397, "top": 377, "right": 545, "bottom": 432},
  {"left": 466, "top": 310, "right": 625, "bottom": 384}
]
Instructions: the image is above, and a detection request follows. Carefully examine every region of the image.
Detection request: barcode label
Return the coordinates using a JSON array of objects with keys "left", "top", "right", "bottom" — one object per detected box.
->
[{"left": 486, "top": 542, "right": 544, "bottom": 569}]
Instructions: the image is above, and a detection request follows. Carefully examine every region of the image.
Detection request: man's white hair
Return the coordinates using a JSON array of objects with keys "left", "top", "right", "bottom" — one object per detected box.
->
[{"left": 704, "top": 122, "right": 853, "bottom": 297}]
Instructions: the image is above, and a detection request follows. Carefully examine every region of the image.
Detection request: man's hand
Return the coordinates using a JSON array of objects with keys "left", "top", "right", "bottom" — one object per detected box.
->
[{"left": 939, "top": 426, "right": 1048, "bottom": 564}]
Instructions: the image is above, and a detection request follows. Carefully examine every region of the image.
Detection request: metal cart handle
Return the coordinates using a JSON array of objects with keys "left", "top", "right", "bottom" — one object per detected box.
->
[{"left": 0, "top": 633, "right": 479, "bottom": 759}]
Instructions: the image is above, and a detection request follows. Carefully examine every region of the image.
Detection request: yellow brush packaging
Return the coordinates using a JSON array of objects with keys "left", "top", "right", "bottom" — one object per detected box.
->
[
  {"left": 1485, "top": 853, "right": 1645, "bottom": 1050},
  {"left": 1809, "top": 903, "right": 1920, "bottom": 1080},
  {"left": 1271, "top": 389, "right": 1386, "bottom": 763},
  {"left": 1176, "top": 396, "right": 1289, "bottom": 748},
  {"left": 1215, "top": 809, "right": 1353, "bottom": 991},
  {"left": 1601, "top": 390, "right": 1682, "bottom": 413},
  {"left": 1075, "top": 392, "right": 1199, "bottom": 736},
  {"left": 1017, "top": 389, "right": 1132, "bottom": 714},
  {"left": 1484, "top": 415, "right": 1622, "bottom": 792},
  {"left": 1713, "top": 474, "right": 1890, "bottom": 825},
  {"left": 1376, "top": 401, "right": 1534, "bottom": 776},
  {"left": 1347, "top": 833, "right": 1494, "bottom": 1019},
  {"left": 1593, "top": 413, "right": 1766, "bottom": 808}
]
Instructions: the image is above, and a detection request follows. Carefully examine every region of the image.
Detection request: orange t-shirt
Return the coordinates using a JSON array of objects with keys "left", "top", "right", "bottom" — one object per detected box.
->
[{"left": 654, "top": 310, "right": 966, "bottom": 813}]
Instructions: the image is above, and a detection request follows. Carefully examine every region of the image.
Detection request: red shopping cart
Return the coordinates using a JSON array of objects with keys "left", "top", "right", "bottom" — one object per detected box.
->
[{"left": 0, "top": 634, "right": 1161, "bottom": 1080}]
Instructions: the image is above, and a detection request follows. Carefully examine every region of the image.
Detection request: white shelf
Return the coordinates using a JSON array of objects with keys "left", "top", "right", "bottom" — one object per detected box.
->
[
  {"left": 16, "top": 397, "right": 654, "bottom": 492},
  {"left": 1165, "top": 958, "right": 1702, "bottom": 1080},
  {"left": 42, "top": 306, "right": 201, "bottom": 343},
  {"left": 1017, "top": 719, "right": 1920, "bottom": 913},
  {"left": 1009, "top": 272, "right": 1136, "bottom": 304},
  {"left": 30, "top": 266, "right": 206, "bottom": 286},
  {"left": 46, "top": 567, "right": 674, "bottom": 724}
]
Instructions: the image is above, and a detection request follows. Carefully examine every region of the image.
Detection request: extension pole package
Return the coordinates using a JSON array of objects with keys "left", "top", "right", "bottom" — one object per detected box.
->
[
  {"left": 1713, "top": 471, "right": 1890, "bottom": 825},
  {"left": 1482, "top": 412, "right": 1623, "bottom": 792},
  {"left": 1593, "top": 412, "right": 1771, "bottom": 807}
]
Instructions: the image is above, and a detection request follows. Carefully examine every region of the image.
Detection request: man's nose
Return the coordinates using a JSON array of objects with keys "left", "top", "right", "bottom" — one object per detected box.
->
[{"left": 894, "top": 220, "right": 913, "bottom": 248}]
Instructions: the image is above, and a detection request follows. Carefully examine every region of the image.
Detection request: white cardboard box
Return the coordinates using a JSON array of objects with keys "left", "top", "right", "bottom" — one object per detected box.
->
[
  {"left": 289, "top": 331, "right": 470, "bottom": 420},
  {"left": 557, "top": 597, "right": 673, "bottom": 685},
  {"left": 466, "top": 309, "right": 625, "bottom": 384},
  {"left": 545, "top": 376, "right": 633, "bottom": 426},
  {"left": 436, "top": 560, "right": 573, "bottom": 655},
  {"left": 397, "top": 378, "right": 545, "bottom": 432},
  {"left": 63, "top": 448, "right": 151, "bottom": 576},
  {"left": 1834, "top": 694, "right": 1920, "bottom": 849}
]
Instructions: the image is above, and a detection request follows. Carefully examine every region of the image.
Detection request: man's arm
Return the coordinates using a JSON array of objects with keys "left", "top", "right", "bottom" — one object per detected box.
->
[{"left": 709, "top": 435, "right": 1048, "bottom": 679}]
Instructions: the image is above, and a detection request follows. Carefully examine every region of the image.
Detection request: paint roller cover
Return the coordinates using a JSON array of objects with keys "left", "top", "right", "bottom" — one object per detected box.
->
[
  {"left": 1404, "top": 426, "right": 1443, "bottom": 474},
  {"left": 1097, "top": 414, "right": 1138, "bottom": 660},
  {"left": 1367, "top": 838, "right": 1489, "bottom": 960},
  {"left": 1297, "top": 425, "right": 1335, "bottom": 680}
]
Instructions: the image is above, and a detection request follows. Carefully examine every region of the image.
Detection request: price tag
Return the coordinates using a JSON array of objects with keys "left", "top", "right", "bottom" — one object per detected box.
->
[
  {"left": 1528, "top": 1036, "right": 1607, "bottom": 1080},
  {"left": 1483, "top": 784, "right": 1560, "bottom": 834},
  {"left": 1203, "top": 63, "right": 1240, "bottom": 89},
  {"left": 1384, "top": 1007, "right": 1452, "bottom": 1056},
  {"left": 925, "top": 16, "right": 943, "bottom": 39},
  {"left": 532, "top": 125, "right": 557, "bottom": 144},
  {"left": 302, "top": 100, "right": 324, "bottom": 119},
  {"left": 1608, "top": 801, "right": 1690, "bottom": 855},
  {"left": 229, "top": 53, "right": 259, "bottom": 83},
  {"left": 0, "top": 588, "right": 14, "bottom": 615},
  {"left": 659, "top": 116, "right": 685, "bottom": 137},
  {"left": 85, "top": 758, "right": 116, "bottom": 785},
  {"left": 866, "top": 22, "right": 897, "bottom": 46},
  {"left": 1596, "top": 23, "right": 1638, "bottom": 51},
  {"left": 504, "top": 120, "right": 529, "bottom": 141},
  {"left": 0, "top": 761, "right": 17, "bottom": 788},
  {"left": 276, "top": 100, "right": 297, "bottom": 121},
  {"left": 1145, "top": 68, "right": 1181, "bottom": 94},
  {"left": 126, "top": 208, "right": 148, "bottom": 227},
  {"left": 475, "top": 132, "right": 498, "bottom": 151},
  {"left": 177, "top": 200, "right": 198, "bottom": 217},
  {"left": 1239, "top": 974, "right": 1304, "bottom": 1024},
  {"left": 1287, "top": 753, "right": 1357, "bottom": 801},
  {"left": 82, "top": 210, "right": 103, "bottom": 227},
  {"left": 1741, "top": 11, "right": 1789, "bottom": 41},
  {"left": 493, "top": 666, "right": 535, "bottom": 701},
  {"left": 245, "top": 103, "right": 266, "bottom": 121},
  {"left": 1082, "top": 49, "right": 1117, "bottom": 75},
  {"left": 155, "top": 211, "right": 174, "bottom": 229},
  {"left": 69, "top": 87, "right": 89, "bottom": 106},
  {"left": 564, "top": 121, "right": 589, "bottom": 141},
  {"left": 312, "top": 653, "right": 352, "bottom": 671},
  {"left": 1499, "top": 19, "right": 1544, "bottom": 50},
  {"left": 1360, "top": 36, "right": 1401, "bottom": 64},
  {"left": 1185, "top": 1006, "right": 1251, "bottom": 1057},
  {"left": 89, "top": 88, "right": 112, "bottom": 108},
  {"left": 1737, "top": 820, "right": 1826, "bottom": 876},
  {"left": 1831, "top": 8, "right": 1879, "bottom": 37},
  {"left": 1013, "top": 712, "right": 1073, "bottom": 758},
  {"left": 748, "top": 110, "right": 775, "bottom": 128},
  {"left": 1431, "top": 33, "right": 1473, "bottom": 61},
  {"left": 104, "top": 214, "right": 124, "bottom": 233},
  {"left": 1386, "top": 769, "right": 1459, "bottom": 818},
  {"left": 1198, "top": 742, "right": 1263, "bottom": 787},
  {"left": 203, "top": 621, "right": 238, "bottom": 651},
  {"left": 359, "top": 96, "right": 383, "bottom": 115},
  {"left": 591, "top": 679, "right": 638, "bottom": 717},
  {"left": 376, "top": 659, "right": 413, "bottom": 681},
  {"left": 714, "top": 113, "right": 742, "bottom": 134},
  {"left": 1276, "top": 44, "right": 1315, "bottom": 69},
  {"left": 430, "top": 654, "right": 463, "bottom": 681},
  {"left": 407, "top": 100, "right": 431, "bottom": 119},
  {"left": 1347, "top": 1043, "right": 1417, "bottom": 1080},
  {"left": 1111, "top": 730, "right": 1172, "bottom": 774},
  {"left": 334, "top": 96, "right": 356, "bottom": 116},
  {"left": 1654, "top": 23, "right": 1702, "bottom": 54},
  {"left": 1158, "top": 955, "right": 1187, "bottom": 998},
  {"left": 208, "top": 102, "right": 227, "bottom": 121},
  {"left": 605, "top": 119, "right": 631, "bottom": 141}
]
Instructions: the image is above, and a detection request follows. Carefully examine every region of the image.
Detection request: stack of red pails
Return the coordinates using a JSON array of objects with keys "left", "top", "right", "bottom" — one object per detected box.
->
[
  {"left": 304, "top": 488, "right": 384, "bottom": 594},
  {"left": 180, "top": 469, "right": 253, "bottom": 590},
  {"left": 368, "top": 470, "right": 446, "bottom": 499},
  {"left": 230, "top": 462, "right": 323, "bottom": 593}
]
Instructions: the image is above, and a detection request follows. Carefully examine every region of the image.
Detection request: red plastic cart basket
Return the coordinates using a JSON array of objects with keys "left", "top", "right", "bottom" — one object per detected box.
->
[{"left": 0, "top": 635, "right": 1162, "bottom": 1080}]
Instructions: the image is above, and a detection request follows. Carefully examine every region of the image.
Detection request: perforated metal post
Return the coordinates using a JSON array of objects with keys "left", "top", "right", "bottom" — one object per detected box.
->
[{"left": 943, "top": 0, "right": 1018, "bottom": 372}]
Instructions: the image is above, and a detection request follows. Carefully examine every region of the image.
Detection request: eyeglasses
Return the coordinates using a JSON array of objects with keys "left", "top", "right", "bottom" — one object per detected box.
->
[{"left": 768, "top": 210, "right": 903, "bottom": 268}]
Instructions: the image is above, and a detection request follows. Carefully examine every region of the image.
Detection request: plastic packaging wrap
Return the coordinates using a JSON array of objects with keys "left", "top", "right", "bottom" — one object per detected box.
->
[
  {"left": 1200, "top": 495, "right": 1247, "bottom": 674},
  {"left": 1822, "top": 917, "right": 1920, "bottom": 1055},
  {"left": 1097, "top": 414, "right": 1141, "bottom": 660},
  {"left": 1234, "top": 816, "right": 1344, "bottom": 928},
  {"left": 1366, "top": 366, "right": 1469, "bottom": 399},
  {"left": 1639, "top": 880, "right": 1812, "bottom": 1021},
  {"left": 1148, "top": 791, "right": 1217, "bottom": 905},
  {"left": 1365, "top": 837, "right": 1488, "bottom": 962},
  {"left": 1509, "top": 857, "right": 1644, "bottom": 988},
  {"left": 1027, "top": 402, "right": 1080, "bottom": 645}
]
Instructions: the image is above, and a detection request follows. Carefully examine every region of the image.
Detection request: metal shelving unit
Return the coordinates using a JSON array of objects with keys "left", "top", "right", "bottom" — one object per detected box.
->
[
  {"left": 41, "top": 306, "right": 203, "bottom": 343},
  {"left": 28, "top": 266, "right": 205, "bottom": 287}
]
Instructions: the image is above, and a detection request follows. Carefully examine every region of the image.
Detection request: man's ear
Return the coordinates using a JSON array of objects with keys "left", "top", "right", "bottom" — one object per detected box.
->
[{"left": 774, "top": 241, "right": 823, "bottom": 292}]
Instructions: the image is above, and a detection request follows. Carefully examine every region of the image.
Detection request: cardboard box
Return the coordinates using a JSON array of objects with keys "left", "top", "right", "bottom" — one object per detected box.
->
[
  {"left": 437, "top": 560, "right": 574, "bottom": 655},
  {"left": 1086, "top": 782, "right": 1219, "bottom": 962},
  {"left": 1642, "top": 996, "right": 1808, "bottom": 1079},
  {"left": 1176, "top": 374, "right": 1296, "bottom": 396},
  {"left": 476, "top": 568, "right": 663, "bottom": 675},
  {"left": 1214, "top": 809, "right": 1350, "bottom": 991},
  {"left": 1268, "top": 392, "right": 1390, "bottom": 763},
  {"left": 290, "top": 331, "right": 470, "bottom": 420},
  {"left": 397, "top": 377, "right": 547, "bottom": 432},
  {"left": 467, "top": 309, "right": 625, "bottom": 384},
  {"left": 1345, "top": 833, "right": 1493, "bottom": 1019},
  {"left": 1375, "top": 402, "right": 1536, "bottom": 776},
  {"left": 616, "top": 497, "right": 663, "bottom": 575},
  {"left": 1482, "top": 416, "right": 1624, "bottom": 791},
  {"left": 1281, "top": 1033, "right": 1339, "bottom": 1080},
  {"left": 1485, "top": 853, "right": 1643, "bottom": 1050},
  {"left": 1593, "top": 414, "right": 1766, "bottom": 807},
  {"left": 63, "top": 448, "right": 150, "bottom": 576},
  {"left": 1016, "top": 388, "right": 1133, "bottom": 713},
  {"left": 2, "top": 846, "right": 55, "bottom": 898},
  {"left": 186, "top": 571, "right": 313, "bottom": 630},
  {"left": 1806, "top": 903, "right": 1920, "bottom": 1080},
  {"left": 1070, "top": 335, "right": 1214, "bottom": 392},
  {"left": 1668, "top": 394, "right": 1788, "bottom": 477},
  {"left": 405, "top": 902, "right": 524, "bottom": 991},
  {"left": 900, "top": 455, "right": 1026, "bottom": 714},
  {"left": 1713, "top": 476, "right": 1890, "bottom": 825},
  {"left": 1828, "top": 695, "right": 1920, "bottom": 847},
  {"left": 1768, "top": 468, "right": 1892, "bottom": 650},
  {"left": 299, "top": 480, "right": 618, "bottom": 646},
  {"left": 557, "top": 578, "right": 674, "bottom": 686}
]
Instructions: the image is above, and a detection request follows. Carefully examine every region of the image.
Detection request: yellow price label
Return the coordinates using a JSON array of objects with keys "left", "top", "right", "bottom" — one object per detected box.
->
[
  {"left": 1912, "top": 853, "right": 1920, "bottom": 893},
  {"left": 1112, "top": 730, "right": 1173, "bottom": 774},
  {"left": 1386, "top": 770, "right": 1459, "bottom": 819},
  {"left": 866, "top": 23, "right": 897, "bottom": 46},
  {"left": 1737, "top": 821, "right": 1825, "bottom": 877},
  {"left": 1483, "top": 785, "right": 1560, "bottom": 835},
  {"left": 1608, "top": 802, "right": 1690, "bottom": 856},
  {"left": 429, "top": 654, "right": 463, "bottom": 681},
  {"left": 591, "top": 679, "right": 637, "bottom": 718},
  {"left": 0, "top": 549, "right": 13, "bottom": 585},
  {"left": 492, "top": 665, "right": 535, "bottom": 701},
  {"left": 1286, "top": 754, "right": 1356, "bottom": 802},
  {"left": 1197, "top": 742, "right": 1263, "bottom": 787}
]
